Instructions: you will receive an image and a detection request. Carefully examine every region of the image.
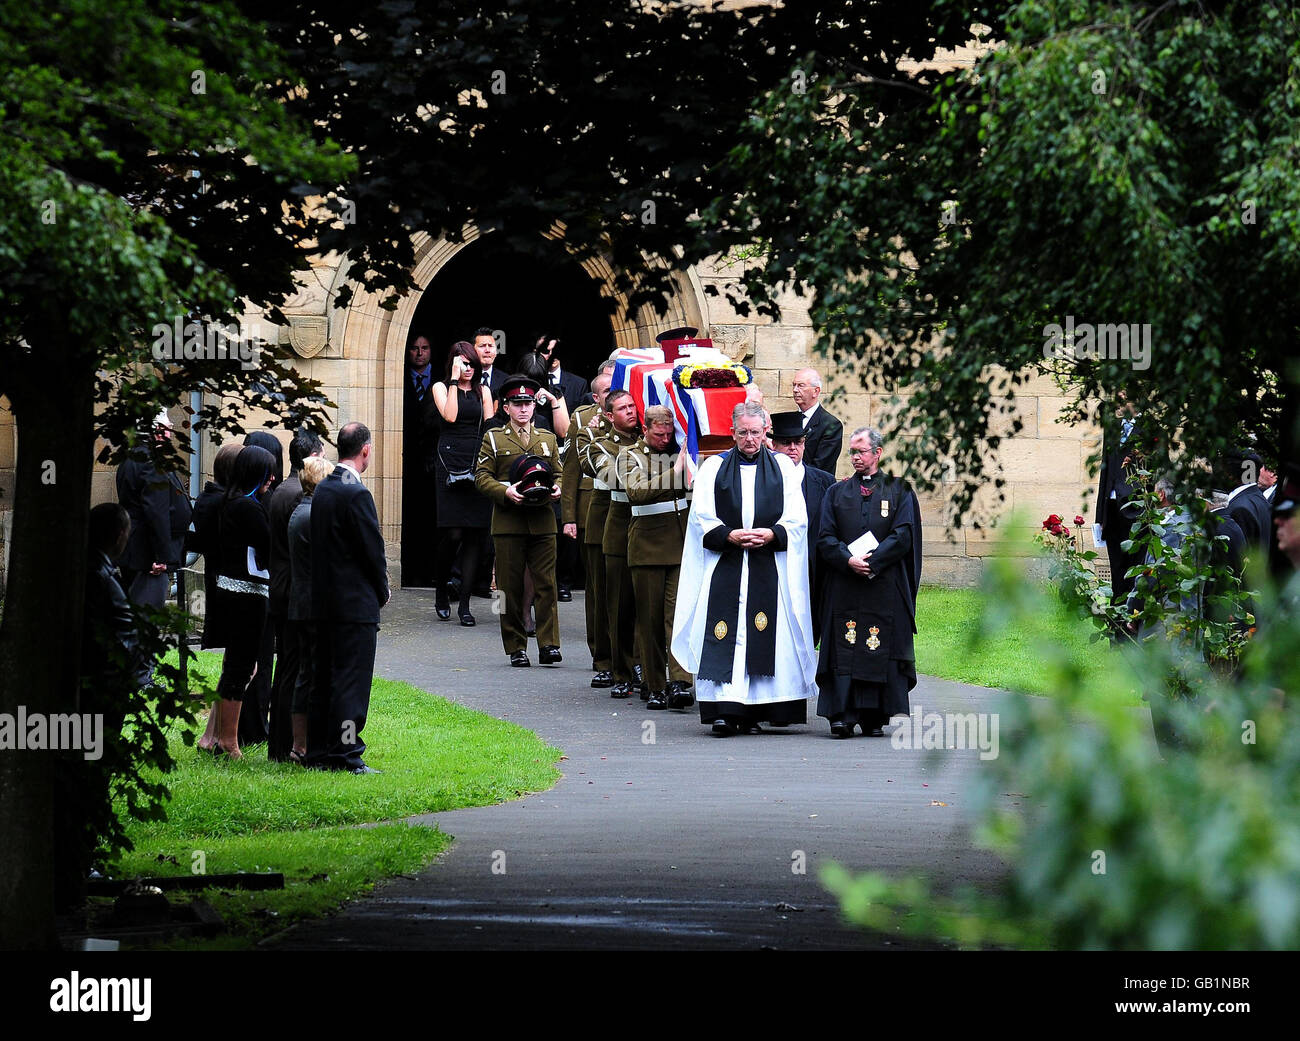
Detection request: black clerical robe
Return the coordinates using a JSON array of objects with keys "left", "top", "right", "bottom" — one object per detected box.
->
[{"left": 815, "top": 471, "right": 922, "bottom": 727}]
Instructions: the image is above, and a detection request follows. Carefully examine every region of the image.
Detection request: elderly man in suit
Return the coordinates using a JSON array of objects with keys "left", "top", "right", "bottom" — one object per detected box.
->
[
  {"left": 770, "top": 411, "right": 836, "bottom": 644},
  {"left": 476, "top": 375, "right": 565, "bottom": 668},
  {"left": 307, "top": 422, "right": 390, "bottom": 774},
  {"left": 791, "top": 368, "right": 844, "bottom": 474}
]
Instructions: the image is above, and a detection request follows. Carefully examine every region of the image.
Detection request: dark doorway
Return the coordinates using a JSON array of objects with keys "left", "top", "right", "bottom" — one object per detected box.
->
[
  {"left": 410, "top": 235, "right": 616, "bottom": 380},
  {"left": 400, "top": 236, "right": 616, "bottom": 585}
]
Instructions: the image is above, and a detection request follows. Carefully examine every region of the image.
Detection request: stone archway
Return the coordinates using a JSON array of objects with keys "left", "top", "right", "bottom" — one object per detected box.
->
[{"left": 326, "top": 227, "right": 709, "bottom": 579}]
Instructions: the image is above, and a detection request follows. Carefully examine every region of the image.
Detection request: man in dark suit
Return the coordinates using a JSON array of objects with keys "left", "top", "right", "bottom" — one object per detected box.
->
[
  {"left": 267, "top": 427, "right": 324, "bottom": 761},
  {"left": 770, "top": 411, "right": 836, "bottom": 644},
  {"left": 1095, "top": 403, "right": 1144, "bottom": 609},
  {"left": 474, "top": 326, "right": 509, "bottom": 403},
  {"left": 402, "top": 333, "right": 438, "bottom": 587},
  {"left": 308, "top": 422, "right": 390, "bottom": 773},
  {"left": 115, "top": 409, "right": 192, "bottom": 609},
  {"left": 1223, "top": 450, "right": 1273, "bottom": 568},
  {"left": 536, "top": 334, "right": 590, "bottom": 414},
  {"left": 792, "top": 368, "right": 844, "bottom": 474}
]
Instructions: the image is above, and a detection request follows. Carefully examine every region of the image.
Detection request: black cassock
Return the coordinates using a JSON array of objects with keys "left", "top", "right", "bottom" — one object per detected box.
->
[{"left": 815, "top": 471, "right": 922, "bottom": 729}]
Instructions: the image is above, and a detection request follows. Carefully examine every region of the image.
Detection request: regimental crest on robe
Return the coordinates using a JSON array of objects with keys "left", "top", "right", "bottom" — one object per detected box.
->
[
  {"left": 866, "top": 626, "right": 882, "bottom": 651},
  {"left": 713, "top": 620, "right": 728, "bottom": 641},
  {"left": 845, "top": 620, "right": 857, "bottom": 645},
  {"left": 880, "top": 499, "right": 890, "bottom": 517},
  {"left": 754, "top": 611, "right": 768, "bottom": 632}
]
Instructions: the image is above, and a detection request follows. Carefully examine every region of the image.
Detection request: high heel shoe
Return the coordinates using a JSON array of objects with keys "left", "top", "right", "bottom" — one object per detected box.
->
[{"left": 458, "top": 608, "right": 476, "bottom": 627}]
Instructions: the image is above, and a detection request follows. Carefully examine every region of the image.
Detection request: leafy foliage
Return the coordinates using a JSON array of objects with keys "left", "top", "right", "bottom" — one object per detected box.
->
[
  {"left": 706, "top": 0, "right": 1300, "bottom": 523},
  {"left": 826, "top": 556, "right": 1300, "bottom": 950}
]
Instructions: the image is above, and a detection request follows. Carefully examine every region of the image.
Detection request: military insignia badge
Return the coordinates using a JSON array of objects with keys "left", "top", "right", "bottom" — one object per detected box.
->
[
  {"left": 713, "top": 620, "right": 728, "bottom": 641},
  {"left": 754, "top": 611, "right": 768, "bottom": 632},
  {"left": 540, "top": 442, "right": 550, "bottom": 457},
  {"left": 845, "top": 620, "right": 857, "bottom": 645},
  {"left": 880, "top": 499, "right": 890, "bottom": 517},
  {"left": 866, "top": 625, "right": 882, "bottom": 651}
]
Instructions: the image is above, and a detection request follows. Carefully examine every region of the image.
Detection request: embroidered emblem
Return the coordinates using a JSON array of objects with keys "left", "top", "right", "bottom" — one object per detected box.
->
[
  {"left": 540, "top": 442, "right": 550, "bottom": 457},
  {"left": 754, "top": 611, "right": 768, "bottom": 632},
  {"left": 713, "top": 620, "right": 728, "bottom": 641},
  {"left": 880, "top": 499, "right": 890, "bottom": 517},
  {"left": 866, "top": 625, "right": 882, "bottom": 651},
  {"left": 845, "top": 620, "right": 857, "bottom": 645}
]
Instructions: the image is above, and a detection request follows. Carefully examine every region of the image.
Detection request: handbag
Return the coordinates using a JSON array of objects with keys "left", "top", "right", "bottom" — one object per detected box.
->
[{"left": 438, "top": 441, "right": 476, "bottom": 490}]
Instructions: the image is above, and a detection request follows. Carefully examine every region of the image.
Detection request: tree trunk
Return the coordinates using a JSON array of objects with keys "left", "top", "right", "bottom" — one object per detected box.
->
[{"left": 0, "top": 361, "right": 95, "bottom": 949}]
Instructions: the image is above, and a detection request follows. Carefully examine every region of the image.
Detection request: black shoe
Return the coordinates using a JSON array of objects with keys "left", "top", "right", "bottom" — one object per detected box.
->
[
  {"left": 525, "top": 627, "right": 536, "bottom": 638},
  {"left": 435, "top": 588, "right": 451, "bottom": 621},
  {"left": 610, "top": 682, "right": 632, "bottom": 699},
  {"left": 539, "top": 645, "right": 562, "bottom": 665},
  {"left": 590, "top": 671, "right": 614, "bottom": 689},
  {"left": 635, "top": 683, "right": 649, "bottom": 701},
  {"left": 510, "top": 650, "right": 531, "bottom": 667},
  {"left": 558, "top": 586, "right": 572, "bottom": 602},
  {"left": 711, "top": 719, "right": 737, "bottom": 737},
  {"left": 830, "top": 720, "right": 852, "bottom": 739},
  {"left": 459, "top": 609, "right": 476, "bottom": 627},
  {"left": 646, "top": 690, "right": 668, "bottom": 710},
  {"left": 864, "top": 725, "right": 885, "bottom": 737},
  {"left": 666, "top": 681, "right": 695, "bottom": 710}
]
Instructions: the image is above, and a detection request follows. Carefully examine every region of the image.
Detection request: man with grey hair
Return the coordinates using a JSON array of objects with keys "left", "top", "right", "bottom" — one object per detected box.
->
[
  {"left": 671, "top": 400, "right": 817, "bottom": 735},
  {"left": 791, "top": 367, "right": 843, "bottom": 473},
  {"left": 814, "top": 424, "right": 922, "bottom": 737}
]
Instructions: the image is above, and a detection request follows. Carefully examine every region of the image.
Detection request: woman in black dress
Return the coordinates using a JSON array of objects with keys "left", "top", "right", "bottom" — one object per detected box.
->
[
  {"left": 209, "top": 444, "right": 276, "bottom": 759},
  {"left": 430, "top": 341, "right": 495, "bottom": 625}
]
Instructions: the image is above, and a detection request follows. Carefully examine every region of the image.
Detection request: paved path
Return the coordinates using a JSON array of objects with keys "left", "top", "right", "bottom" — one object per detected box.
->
[{"left": 272, "top": 588, "right": 1010, "bottom": 950}]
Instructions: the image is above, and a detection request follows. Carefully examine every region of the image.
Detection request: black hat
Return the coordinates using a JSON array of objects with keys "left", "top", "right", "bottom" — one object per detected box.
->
[
  {"left": 655, "top": 326, "right": 698, "bottom": 343},
  {"left": 769, "top": 411, "right": 807, "bottom": 442},
  {"left": 501, "top": 375, "right": 541, "bottom": 403},
  {"left": 509, "top": 454, "right": 556, "bottom": 503}
]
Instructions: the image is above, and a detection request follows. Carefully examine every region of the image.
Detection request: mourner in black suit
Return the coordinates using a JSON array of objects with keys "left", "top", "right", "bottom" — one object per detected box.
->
[
  {"left": 791, "top": 368, "right": 844, "bottom": 474},
  {"left": 1223, "top": 450, "right": 1273, "bottom": 565},
  {"left": 402, "top": 334, "right": 439, "bottom": 587},
  {"left": 115, "top": 410, "right": 192, "bottom": 609},
  {"left": 308, "top": 422, "right": 390, "bottom": 773},
  {"left": 474, "top": 326, "right": 509, "bottom": 403},
  {"left": 770, "top": 411, "right": 835, "bottom": 644},
  {"left": 815, "top": 427, "right": 922, "bottom": 738},
  {"left": 536, "top": 334, "right": 590, "bottom": 415},
  {"left": 1094, "top": 406, "right": 1145, "bottom": 608},
  {"left": 266, "top": 428, "right": 324, "bottom": 761}
]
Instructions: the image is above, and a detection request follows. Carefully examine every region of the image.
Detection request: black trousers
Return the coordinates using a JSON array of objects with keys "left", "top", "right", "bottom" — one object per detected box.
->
[
  {"left": 267, "top": 613, "right": 298, "bottom": 761},
  {"left": 307, "top": 621, "right": 378, "bottom": 770}
]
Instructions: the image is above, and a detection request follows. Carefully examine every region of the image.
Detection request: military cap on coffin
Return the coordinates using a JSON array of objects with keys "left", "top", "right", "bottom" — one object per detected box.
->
[
  {"left": 655, "top": 326, "right": 698, "bottom": 343},
  {"left": 510, "top": 454, "right": 556, "bottom": 503}
]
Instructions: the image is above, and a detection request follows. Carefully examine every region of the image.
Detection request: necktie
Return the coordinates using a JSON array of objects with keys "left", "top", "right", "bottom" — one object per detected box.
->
[{"left": 413, "top": 373, "right": 426, "bottom": 401}]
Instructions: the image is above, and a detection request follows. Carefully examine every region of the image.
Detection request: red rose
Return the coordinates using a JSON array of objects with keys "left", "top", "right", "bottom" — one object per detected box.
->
[
  {"left": 1049, "top": 523, "right": 1064, "bottom": 536},
  {"left": 1060, "top": 526, "right": 1071, "bottom": 537},
  {"left": 1074, "top": 515, "right": 1084, "bottom": 526}
]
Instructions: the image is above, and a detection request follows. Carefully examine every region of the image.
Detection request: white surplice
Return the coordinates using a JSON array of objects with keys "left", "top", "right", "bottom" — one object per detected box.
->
[{"left": 670, "top": 451, "right": 818, "bottom": 705}]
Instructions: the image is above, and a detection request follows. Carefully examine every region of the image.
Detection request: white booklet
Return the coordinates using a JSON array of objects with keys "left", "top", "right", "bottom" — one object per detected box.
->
[{"left": 847, "top": 530, "right": 879, "bottom": 557}]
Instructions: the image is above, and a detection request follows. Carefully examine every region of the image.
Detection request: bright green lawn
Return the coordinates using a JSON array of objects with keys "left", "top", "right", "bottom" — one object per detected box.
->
[
  {"left": 108, "top": 650, "right": 562, "bottom": 948},
  {"left": 914, "top": 585, "right": 1113, "bottom": 695}
]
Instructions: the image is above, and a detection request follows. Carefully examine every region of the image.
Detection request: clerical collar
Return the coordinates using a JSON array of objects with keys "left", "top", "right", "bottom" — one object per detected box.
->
[{"left": 737, "top": 448, "right": 762, "bottom": 463}]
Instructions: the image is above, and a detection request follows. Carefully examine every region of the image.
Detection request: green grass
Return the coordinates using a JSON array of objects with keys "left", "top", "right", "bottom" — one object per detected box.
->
[
  {"left": 105, "top": 651, "right": 562, "bottom": 948},
  {"left": 915, "top": 585, "right": 1113, "bottom": 696}
]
